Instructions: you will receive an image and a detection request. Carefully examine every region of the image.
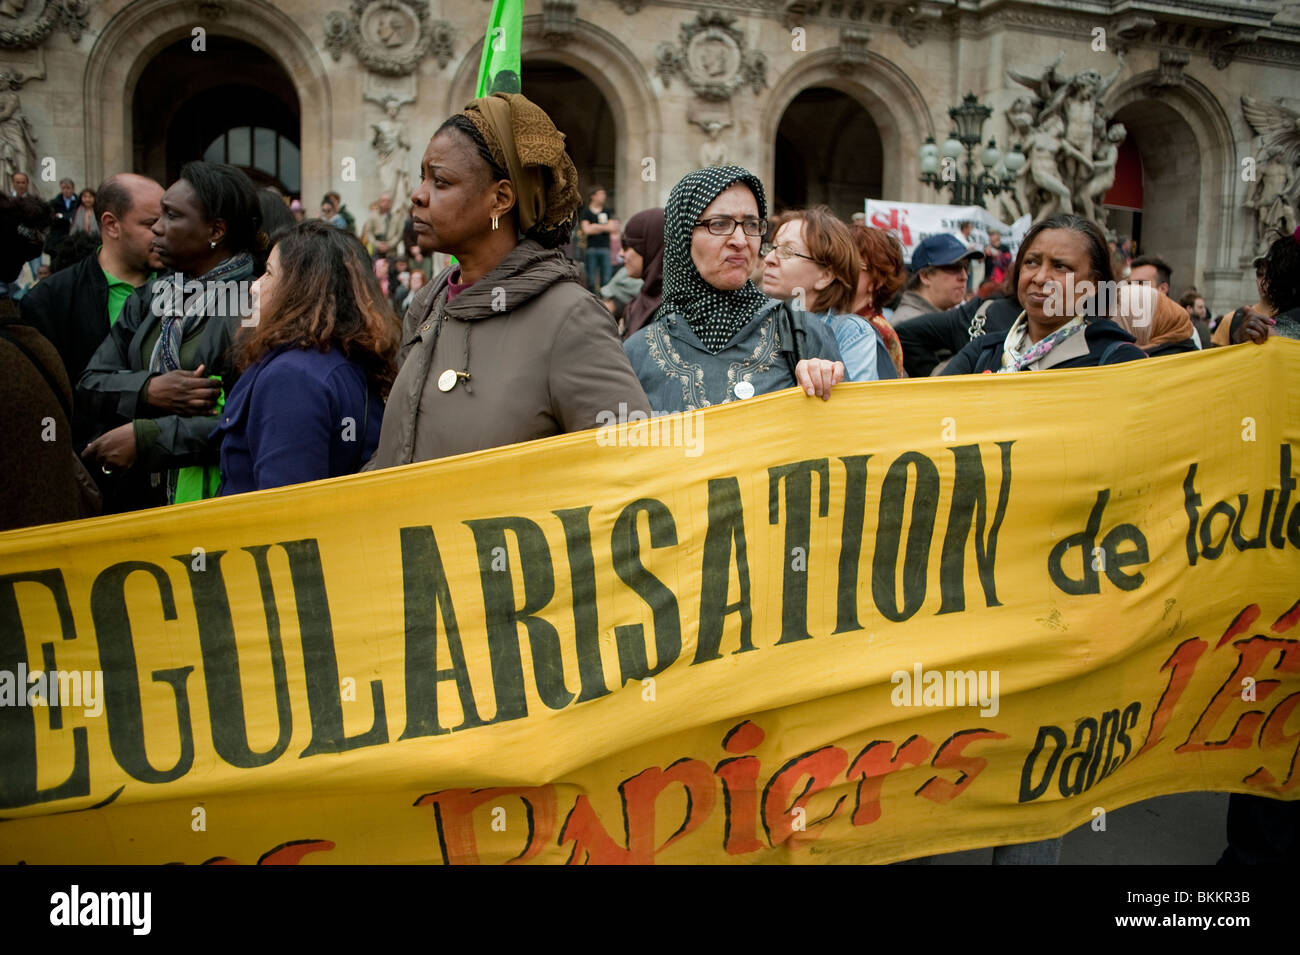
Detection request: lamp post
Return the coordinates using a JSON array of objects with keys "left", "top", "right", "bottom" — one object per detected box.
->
[{"left": 919, "top": 93, "right": 1025, "bottom": 208}]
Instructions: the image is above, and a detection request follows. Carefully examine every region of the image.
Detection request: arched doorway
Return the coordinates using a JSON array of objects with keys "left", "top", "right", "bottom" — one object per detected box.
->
[
  {"left": 520, "top": 62, "right": 617, "bottom": 209},
  {"left": 1106, "top": 99, "right": 1200, "bottom": 292},
  {"left": 773, "top": 87, "right": 884, "bottom": 216},
  {"left": 133, "top": 36, "right": 301, "bottom": 195}
]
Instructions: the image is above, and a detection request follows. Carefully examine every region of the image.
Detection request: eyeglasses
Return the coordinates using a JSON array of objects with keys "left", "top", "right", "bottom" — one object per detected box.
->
[
  {"left": 693, "top": 216, "right": 767, "bottom": 236},
  {"left": 760, "top": 242, "right": 817, "bottom": 262}
]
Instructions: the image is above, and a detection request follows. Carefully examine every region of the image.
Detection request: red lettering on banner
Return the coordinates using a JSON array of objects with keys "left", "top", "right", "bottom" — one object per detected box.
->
[
  {"left": 846, "top": 735, "right": 934, "bottom": 826},
  {"left": 415, "top": 786, "right": 557, "bottom": 865},
  {"left": 716, "top": 720, "right": 766, "bottom": 854},
  {"left": 761, "top": 746, "right": 849, "bottom": 849},
  {"left": 867, "top": 208, "right": 912, "bottom": 246},
  {"left": 917, "top": 729, "right": 1008, "bottom": 803},
  {"left": 1178, "top": 636, "right": 1297, "bottom": 752},
  {"left": 560, "top": 758, "right": 716, "bottom": 864},
  {"left": 1136, "top": 636, "right": 1207, "bottom": 757}
]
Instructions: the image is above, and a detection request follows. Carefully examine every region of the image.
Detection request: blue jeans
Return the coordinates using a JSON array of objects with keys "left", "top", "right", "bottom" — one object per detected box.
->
[{"left": 585, "top": 247, "right": 612, "bottom": 290}]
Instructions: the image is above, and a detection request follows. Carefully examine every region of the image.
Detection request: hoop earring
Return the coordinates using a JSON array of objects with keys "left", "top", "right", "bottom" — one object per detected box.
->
[{"left": 491, "top": 215, "right": 499, "bottom": 231}]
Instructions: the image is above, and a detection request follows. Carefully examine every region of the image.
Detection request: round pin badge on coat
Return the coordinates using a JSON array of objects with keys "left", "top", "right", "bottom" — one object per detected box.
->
[
  {"left": 734, "top": 381, "right": 755, "bottom": 400},
  {"left": 438, "top": 369, "right": 458, "bottom": 392}
]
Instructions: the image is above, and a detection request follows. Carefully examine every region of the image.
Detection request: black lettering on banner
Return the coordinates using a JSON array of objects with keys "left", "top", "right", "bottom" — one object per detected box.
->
[
  {"left": 872, "top": 452, "right": 939, "bottom": 622},
  {"left": 1183, "top": 464, "right": 1202, "bottom": 567},
  {"left": 554, "top": 507, "right": 612, "bottom": 702},
  {"left": 1058, "top": 717, "right": 1098, "bottom": 797},
  {"left": 1047, "top": 490, "right": 1148, "bottom": 594},
  {"left": 694, "top": 478, "right": 755, "bottom": 663},
  {"left": 834, "top": 455, "right": 870, "bottom": 634},
  {"left": 611, "top": 499, "right": 682, "bottom": 686},
  {"left": 1018, "top": 724, "right": 1066, "bottom": 803},
  {"left": 1199, "top": 501, "right": 1236, "bottom": 560},
  {"left": 1270, "top": 443, "right": 1295, "bottom": 549},
  {"left": 768, "top": 458, "right": 830, "bottom": 645},
  {"left": 0, "top": 570, "right": 89, "bottom": 808},
  {"left": 91, "top": 561, "right": 195, "bottom": 783},
  {"left": 284, "top": 539, "right": 389, "bottom": 757},
  {"left": 938, "top": 442, "right": 1013, "bottom": 614},
  {"left": 174, "top": 547, "right": 293, "bottom": 769},
  {"left": 466, "top": 517, "right": 574, "bottom": 719},
  {"left": 398, "top": 526, "right": 488, "bottom": 739},
  {"left": 1230, "top": 492, "right": 1272, "bottom": 551}
]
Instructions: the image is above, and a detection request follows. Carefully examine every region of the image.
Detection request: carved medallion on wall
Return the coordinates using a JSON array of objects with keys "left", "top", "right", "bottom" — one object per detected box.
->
[
  {"left": 655, "top": 11, "right": 767, "bottom": 101},
  {"left": 0, "top": 0, "right": 88, "bottom": 49},
  {"left": 324, "top": 0, "right": 456, "bottom": 75}
]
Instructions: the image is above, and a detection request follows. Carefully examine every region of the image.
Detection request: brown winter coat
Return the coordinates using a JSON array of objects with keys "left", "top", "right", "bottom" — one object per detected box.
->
[
  {"left": 0, "top": 300, "right": 100, "bottom": 531},
  {"left": 367, "top": 239, "right": 650, "bottom": 467}
]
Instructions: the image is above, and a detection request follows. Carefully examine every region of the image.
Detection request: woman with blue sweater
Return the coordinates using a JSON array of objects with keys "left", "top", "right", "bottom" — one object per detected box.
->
[
  {"left": 760, "top": 206, "right": 898, "bottom": 383},
  {"left": 213, "top": 221, "right": 399, "bottom": 494}
]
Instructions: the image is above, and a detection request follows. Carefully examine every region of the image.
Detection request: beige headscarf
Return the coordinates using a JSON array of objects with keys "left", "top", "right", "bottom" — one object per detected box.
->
[
  {"left": 1113, "top": 284, "right": 1197, "bottom": 351},
  {"left": 462, "top": 93, "right": 581, "bottom": 235}
]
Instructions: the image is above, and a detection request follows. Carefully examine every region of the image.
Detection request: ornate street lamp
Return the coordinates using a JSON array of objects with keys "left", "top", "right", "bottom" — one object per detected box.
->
[{"left": 919, "top": 93, "right": 1025, "bottom": 208}]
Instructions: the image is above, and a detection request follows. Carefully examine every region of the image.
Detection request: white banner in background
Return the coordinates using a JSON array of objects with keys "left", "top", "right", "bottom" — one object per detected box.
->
[{"left": 865, "top": 200, "right": 1032, "bottom": 265}]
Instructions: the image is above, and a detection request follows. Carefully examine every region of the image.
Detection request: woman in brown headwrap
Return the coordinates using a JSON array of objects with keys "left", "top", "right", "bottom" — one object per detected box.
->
[
  {"left": 618, "top": 207, "right": 664, "bottom": 340},
  {"left": 366, "top": 92, "right": 649, "bottom": 466}
]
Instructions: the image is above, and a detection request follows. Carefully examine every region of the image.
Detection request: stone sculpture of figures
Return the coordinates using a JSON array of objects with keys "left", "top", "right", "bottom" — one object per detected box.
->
[
  {"left": 1007, "top": 57, "right": 1126, "bottom": 222},
  {"left": 0, "top": 71, "right": 39, "bottom": 199},
  {"left": 1248, "top": 155, "right": 1297, "bottom": 255},
  {"left": 1079, "top": 122, "right": 1125, "bottom": 223},
  {"left": 371, "top": 97, "right": 412, "bottom": 215},
  {"left": 1241, "top": 96, "right": 1300, "bottom": 254},
  {"left": 1027, "top": 113, "right": 1074, "bottom": 218},
  {"left": 698, "top": 119, "right": 730, "bottom": 168}
]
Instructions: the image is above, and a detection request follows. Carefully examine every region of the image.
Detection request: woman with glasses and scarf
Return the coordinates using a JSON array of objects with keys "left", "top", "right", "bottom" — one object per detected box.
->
[
  {"left": 945, "top": 214, "right": 1146, "bottom": 376},
  {"left": 79, "top": 161, "right": 264, "bottom": 511},
  {"left": 365, "top": 92, "right": 648, "bottom": 467},
  {"left": 760, "top": 206, "right": 898, "bottom": 382},
  {"left": 623, "top": 166, "right": 844, "bottom": 413}
]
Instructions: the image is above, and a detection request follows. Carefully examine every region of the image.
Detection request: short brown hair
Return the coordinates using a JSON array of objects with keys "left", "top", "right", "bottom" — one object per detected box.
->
[
  {"left": 780, "top": 206, "right": 861, "bottom": 314},
  {"left": 849, "top": 224, "right": 905, "bottom": 309}
]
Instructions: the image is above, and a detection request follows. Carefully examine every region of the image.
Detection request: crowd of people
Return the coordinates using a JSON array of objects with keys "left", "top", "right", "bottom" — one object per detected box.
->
[{"left": 1, "top": 91, "right": 1297, "bottom": 864}]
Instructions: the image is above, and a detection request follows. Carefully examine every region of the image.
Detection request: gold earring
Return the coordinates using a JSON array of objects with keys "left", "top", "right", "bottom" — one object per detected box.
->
[{"left": 491, "top": 215, "right": 499, "bottom": 230}]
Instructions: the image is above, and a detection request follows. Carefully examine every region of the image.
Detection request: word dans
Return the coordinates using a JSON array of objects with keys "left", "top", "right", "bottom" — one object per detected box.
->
[{"left": 1018, "top": 701, "right": 1141, "bottom": 802}]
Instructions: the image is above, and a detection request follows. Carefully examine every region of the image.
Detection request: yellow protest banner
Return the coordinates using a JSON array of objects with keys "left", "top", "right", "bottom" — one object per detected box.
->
[{"left": 2, "top": 340, "right": 1298, "bottom": 864}]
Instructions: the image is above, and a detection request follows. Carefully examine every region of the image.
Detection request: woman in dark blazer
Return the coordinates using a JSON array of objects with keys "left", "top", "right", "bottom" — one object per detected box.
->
[
  {"left": 212, "top": 221, "right": 399, "bottom": 494},
  {"left": 945, "top": 214, "right": 1146, "bottom": 375},
  {"left": 79, "top": 161, "right": 263, "bottom": 511}
]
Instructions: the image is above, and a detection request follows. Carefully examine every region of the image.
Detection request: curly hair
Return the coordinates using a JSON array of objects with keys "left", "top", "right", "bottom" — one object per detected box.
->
[
  {"left": 435, "top": 114, "right": 574, "bottom": 249},
  {"left": 849, "top": 223, "right": 906, "bottom": 312},
  {"left": 234, "top": 221, "right": 400, "bottom": 397},
  {"left": 1260, "top": 231, "right": 1300, "bottom": 314}
]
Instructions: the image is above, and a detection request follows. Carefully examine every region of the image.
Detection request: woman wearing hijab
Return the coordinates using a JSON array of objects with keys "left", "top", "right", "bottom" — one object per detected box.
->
[
  {"left": 366, "top": 92, "right": 649, "bottom": 467},
  {"left": 760, "top": 206, "right": 897, "bottom": 382},
  {"left": 623, "top": 166, "right": 844, "bottom": 414},
  {"left": 618, "top": 207, "right": 664, "bottom": 339},
  {"left": 945, "top": 214, "right": 1146, "bottom": 375},
  {"left": 213, "top": 221, "right": 398, "bottom": 494},
  {"left": 79, "top": 160, "right": 264, "bottom": 511}
]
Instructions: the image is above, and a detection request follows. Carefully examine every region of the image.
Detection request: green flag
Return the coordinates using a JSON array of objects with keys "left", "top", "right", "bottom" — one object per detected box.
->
[{"left": 475, "top": 0, "right": 523, "bottom": 97}]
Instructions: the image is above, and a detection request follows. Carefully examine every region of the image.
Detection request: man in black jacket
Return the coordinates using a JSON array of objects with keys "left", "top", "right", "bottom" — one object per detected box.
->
[
  {"left": 21, "top": 173, "right": 163, "bottom": 454},
  {"left": 45, "top": 178, "right": 79, "bottom": 254}
]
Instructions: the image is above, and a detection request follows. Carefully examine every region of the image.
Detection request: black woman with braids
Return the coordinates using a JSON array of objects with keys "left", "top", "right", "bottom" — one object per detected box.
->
[
  {"left": 623, "top": 165, "right": 845, "bottom": 414},
  {"left": 366, "top": 92, "right": 648, "bottom": 466}
]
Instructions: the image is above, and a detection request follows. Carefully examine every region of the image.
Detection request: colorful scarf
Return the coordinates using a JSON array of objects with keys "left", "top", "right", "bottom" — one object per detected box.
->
[{"left": 998, "top": 312, "right": 1086, "bottom": 373}]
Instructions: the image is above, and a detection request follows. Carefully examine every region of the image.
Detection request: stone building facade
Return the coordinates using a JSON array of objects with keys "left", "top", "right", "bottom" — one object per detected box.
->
[{"left": 4, "top": 0, "right": 1300, "bottom": 310}]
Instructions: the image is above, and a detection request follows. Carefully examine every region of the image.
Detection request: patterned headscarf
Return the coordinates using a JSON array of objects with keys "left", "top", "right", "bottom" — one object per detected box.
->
[
  {"left": 462, "top": 93, "right": 581, "bottom": 236},
  {"left": 656, "top": 165, "right": 769, "bottom": 352}
]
